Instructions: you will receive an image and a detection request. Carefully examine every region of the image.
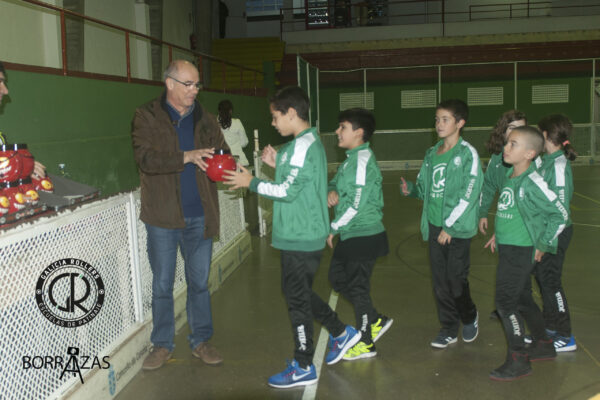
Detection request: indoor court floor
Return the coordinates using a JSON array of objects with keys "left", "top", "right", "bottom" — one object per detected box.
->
[{"left": 117, "top": 165, "right": 600, "bottom": 400}]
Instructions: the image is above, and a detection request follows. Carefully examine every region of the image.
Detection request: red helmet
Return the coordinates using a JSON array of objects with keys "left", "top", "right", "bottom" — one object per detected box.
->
[{"left": 205, "top": 149, "right": 236, "bottom": 182}]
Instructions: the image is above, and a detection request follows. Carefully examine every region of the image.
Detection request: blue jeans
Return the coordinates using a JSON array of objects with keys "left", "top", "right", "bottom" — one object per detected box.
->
[{"left": 146, "top": 217, "right": 213, "bottom": 351}]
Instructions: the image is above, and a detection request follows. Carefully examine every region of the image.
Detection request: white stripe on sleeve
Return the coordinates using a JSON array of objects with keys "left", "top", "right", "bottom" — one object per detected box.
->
[
  {"left": 554, "top": 155, "right": 567, "bottom": 187},
  {"left": 445, "top": 198, "right": 469, "bottom": 228},
  {"left": 461, "top": 141, "right": 480, "bottom": 177},
  {"left": 355, "top": 149, "right": 371, "bottom": 186},
  {"left": 331, "top": 207, "right": 358, "bottom": 231},
  {"left": 529, "top": 171, "right": 557, "bottom": 202},
  {"left": 290, "top": 132, "right": 315, "bottom": 167}
]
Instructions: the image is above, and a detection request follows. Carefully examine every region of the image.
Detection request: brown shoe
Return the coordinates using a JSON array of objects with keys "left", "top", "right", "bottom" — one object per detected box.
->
[
  {"left": 192, "top": 342, "right": 223, "bottom": 365},
  {"left": 142, "top": 347, "right": 172, "bottom": 370}
]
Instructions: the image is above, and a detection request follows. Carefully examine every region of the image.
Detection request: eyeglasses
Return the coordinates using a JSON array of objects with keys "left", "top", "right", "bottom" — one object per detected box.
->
[{"left": 168, "top": 75, "right": 201, "bottom": 90}]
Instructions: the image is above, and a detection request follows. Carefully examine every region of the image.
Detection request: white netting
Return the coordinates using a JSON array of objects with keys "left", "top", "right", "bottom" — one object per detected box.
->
[{"left": 0, "top": 188, "right": 246, "bottom": 400}]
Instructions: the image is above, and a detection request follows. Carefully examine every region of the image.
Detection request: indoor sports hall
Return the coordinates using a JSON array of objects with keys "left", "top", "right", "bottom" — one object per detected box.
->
[{"left": 0, "top": 1, "right": 599, "bottom": 399}]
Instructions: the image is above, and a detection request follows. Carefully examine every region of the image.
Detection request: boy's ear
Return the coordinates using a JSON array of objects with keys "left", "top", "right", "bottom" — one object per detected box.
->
[
  {"left": 286, "top": 107, "right": 297, "bottom": 120},
  {"left": 456, "top": 118, "right": 466, "bottom": 130},
  {"left": 524, "top": 148, "right": 537, "bottom": 161}
]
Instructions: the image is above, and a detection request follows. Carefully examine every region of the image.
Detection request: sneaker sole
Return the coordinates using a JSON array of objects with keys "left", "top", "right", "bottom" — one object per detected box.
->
[
  {"left": 430, "top": 338, "right": 457, "bottom": 349},
  {"left": 343, "top": 351, "right": 377, "bottom": 361},
  {"left": 268, "top": 378, "right": 318, "bottom": 388},
  {"left": 326, "top": 331, "right": 362, "bottom": 365},
  {"left": 373, "top": 319, "right": 394, "bottom": 343},
  {"left": 463, "top": 328, "right": 479, "bottom": 343},
  {"left": 489, "top": 370, "right": 532, "bottom": 382},
  {"left": 556, "top": 344, "right": 577, "bottom": 352}
]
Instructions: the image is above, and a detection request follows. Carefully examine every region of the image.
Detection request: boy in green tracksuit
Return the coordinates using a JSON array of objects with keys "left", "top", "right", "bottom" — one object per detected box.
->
[
  {"left": 326, "top": 108, "right": 392, "bottom": 361},
  {"left": 400, "top": 99, "right": 482, "bottom": 349},
  {"left": 224, "top": 86, "right": 360, "bottom": 388},
  {"left": 484, "top": 125, "right": 568, "bottom": 381}
]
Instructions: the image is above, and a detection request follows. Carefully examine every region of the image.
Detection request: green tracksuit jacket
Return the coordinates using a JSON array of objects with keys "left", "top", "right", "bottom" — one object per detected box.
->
[
  {"left": 538, "top": 150, "right": 573, "bottom": 227},
  {"left": 405, "top": 137, "right": 483, "bottom": 240},
  {"left": 249, "top": 127, "right": 329, "bottom": 251},
  {"left": 328, "top": 142, "right": 385, "bottom": 240},
  {"left": 479, "top": 152, "right": 542, "bottom": 219},
  {"left": 506, "top": 162, "right": 569, "bottom": 254}
]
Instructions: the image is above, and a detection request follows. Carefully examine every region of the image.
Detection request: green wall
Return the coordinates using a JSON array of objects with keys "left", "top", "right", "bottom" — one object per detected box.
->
[
  {"left": 320, "top": 75, "right": 592, "bottom": 162},
  {"left": 0, "top": 70, "right": 274, "bottom": 195}
]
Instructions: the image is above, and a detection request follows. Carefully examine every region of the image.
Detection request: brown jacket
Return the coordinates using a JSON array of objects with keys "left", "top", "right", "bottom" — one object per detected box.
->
[{"left": 131, "top": 93, "right": 229, "bottom": 237}]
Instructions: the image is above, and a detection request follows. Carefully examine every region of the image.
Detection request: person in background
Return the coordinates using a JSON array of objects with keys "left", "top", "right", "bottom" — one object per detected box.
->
[
  {"left": 218, "top": 100, "right": 249, "bottom": 166},
  {"left": 534, "top": 114, "right": 577, "bottom": 353}
]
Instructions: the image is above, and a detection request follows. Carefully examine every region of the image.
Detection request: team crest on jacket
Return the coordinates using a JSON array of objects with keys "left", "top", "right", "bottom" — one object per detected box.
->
[
  {"left": 519, "top": 187, "right": 525, "bottom": 199},
  {"left": 453, "top": 156, "right": 461, "bottom": 166}
]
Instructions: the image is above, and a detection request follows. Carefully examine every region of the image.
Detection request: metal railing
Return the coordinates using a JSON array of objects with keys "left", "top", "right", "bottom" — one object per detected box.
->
[
  {"left": 279, "top": 0, "right": 600, "bottom": 35},
  {"left": 14, "top": 0, "right": 264, "bottom": 95}
]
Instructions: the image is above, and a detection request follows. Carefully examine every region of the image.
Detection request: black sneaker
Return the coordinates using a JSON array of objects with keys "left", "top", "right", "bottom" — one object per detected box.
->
[
  {"left": 489, "top": 352, "right": 532, "bottom": 381},
  {"left": 430, "top": 331, "right": 457, "bottom": 349},
  {"left": 526, "top": 339, "right": 556, "bottom": 361}
]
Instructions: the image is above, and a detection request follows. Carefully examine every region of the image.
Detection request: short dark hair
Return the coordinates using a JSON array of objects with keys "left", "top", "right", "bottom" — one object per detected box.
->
[
  {"left": 269, "top": 86, "right": 310, "bottom": 122},
  {"left": 0, "top": 61, "right": 5, "bottom": 75},
  {"left": 437, "top": 99, "right": 469, "bottom": 125},
  {"left": 338, "top": 108, "right": 376, "bottom": 142},
  {"left": 512, "top": 125, "right": 544, "bottom": 156}
]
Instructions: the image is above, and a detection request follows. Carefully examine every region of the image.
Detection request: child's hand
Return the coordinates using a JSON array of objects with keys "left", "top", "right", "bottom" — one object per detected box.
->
[
  {"left": 327, "top": 191, "right": 339, "bottom": 207},
  {"left": 326, "top": 234, "right": 335, "bottom": 248},
  {"left": 484, "top": 234, "right": 496, "bottom": 253},
  {"left": 479, "top": 217, "right": 488, "bottom": 235},
  {"left": 400, "top": 177, "right": 410, "bottom": 196},
  {"left": 223, "top": 165, "right": 253, "bottom": 189},
  {"left": 534, "top": 249, "right": 545, "bottom": 262},
  {"left": 262, "top": 145, "right": 277, "bottom": 168},
  {"left": 437, "top": 229, "right": 452, "bottom": 245}
]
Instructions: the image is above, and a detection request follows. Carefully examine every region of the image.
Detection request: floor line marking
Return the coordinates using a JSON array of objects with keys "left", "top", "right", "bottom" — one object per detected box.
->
[
  {"left": 302, "top": 291, "right": 338, "bottom": 400},
  {"left": 574, "top": 191, "right": 600, "bottom": 206},
  {"left": 572, "top": 222, "right": 600, "bottom": 228},
  {"left": 578, "top": 341, "right": 600, "bottom": 368}
]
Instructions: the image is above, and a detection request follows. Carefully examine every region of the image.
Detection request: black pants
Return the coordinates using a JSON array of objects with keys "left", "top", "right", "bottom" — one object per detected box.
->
[
  {"left": 281, "top": 250, "right": 345, "bottom": 368},
  {"left": 496, "top": 244, "right": 546, "bottom": 352},
  {"left": 533, "top": 225, "right": 573, "bottom": 337},
  {"left": 428, "top": 224, "right": 477, "bottom": 336},
  {"left": 329, "top": 256, "right": 378, "bottom": 342}
]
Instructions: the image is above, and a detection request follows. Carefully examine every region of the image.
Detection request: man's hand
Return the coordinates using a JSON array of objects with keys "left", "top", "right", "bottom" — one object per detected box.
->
[
  {"left": 534, "top": 249, "right": 545, "bottom": 262},
  {"left": 32, "top": 161, "right": 46, "bottom": 179},
  {"left": 327, "top": 191, "right": 339, "bottom": 208},
  {"left": 437, "top": 229, "right": 452, "bottom": 245},
  {"left": 223, "top": 165, "right": 253, "bottom": 189},
  {"left": 484, "top": 234, "right": 496, "bottom": 253},
  {"left": 400, "top": 177, "right": 410, "bottom": 196},
  {"left": 262, "top": 145, "right": 277, "bottom": 168},
  {"left": 184, "top": 148, "right": 215, "bottom": 171},
  {"left": 326, "top": 234, "right": 335, "bottom": 248},
  {"left": 479, "top": 217, "right": 488, "bottom": 235}
]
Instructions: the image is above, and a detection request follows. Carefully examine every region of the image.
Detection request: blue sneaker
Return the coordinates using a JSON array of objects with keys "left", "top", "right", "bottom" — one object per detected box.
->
[
  {"left": 267, "top": 360, "right": 317, "bottom": 388},
  {"left": 325, "top": 325, "right": 361, "bottom": 365},
  {"left": 554, "top": 335, "right": 577, "bottom": 352}
]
